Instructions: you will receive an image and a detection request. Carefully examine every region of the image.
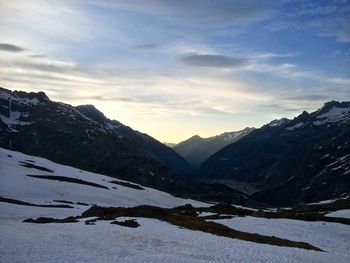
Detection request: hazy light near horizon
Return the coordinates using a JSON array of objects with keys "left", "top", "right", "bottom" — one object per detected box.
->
[{"left": 0, "top": 0, "right": 349, "bottom": 142}]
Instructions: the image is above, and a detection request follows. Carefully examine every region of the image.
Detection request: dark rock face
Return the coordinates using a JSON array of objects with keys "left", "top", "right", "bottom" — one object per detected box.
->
[
  {"left": 197, "top": 101, "right": 350, "bottom": 205},
  {"left": 173, "top": 128, "right": 254, "bottom": 168},
  {"left": 0, "top": 87, "right": 250, "bottom": 204},
  {"left": 111, "top": 219, "right": 140, "bottom": 228}
]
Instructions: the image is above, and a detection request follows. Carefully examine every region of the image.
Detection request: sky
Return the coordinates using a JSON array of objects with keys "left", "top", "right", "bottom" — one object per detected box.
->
[{"left": 0, "top": 0, "right": 349, "bottom": 143}]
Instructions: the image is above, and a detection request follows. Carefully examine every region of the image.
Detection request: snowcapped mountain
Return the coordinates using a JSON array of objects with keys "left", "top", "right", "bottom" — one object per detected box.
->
[
  {"left": 173, "top": 128, "right": 254, "bottom": 168},
  {"left": 0, "top": 87, "right": 248, "bottom": 203},
  {"left": 196, "top": 101, "right": 350, "bottom": 205}
]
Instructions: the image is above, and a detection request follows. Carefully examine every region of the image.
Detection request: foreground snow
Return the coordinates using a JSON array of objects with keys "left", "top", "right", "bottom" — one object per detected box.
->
[
  {"left": 213, "top": 216, "right": 350, "bottom": 260},
  {"left": 1, "top": 214, "right": 349, "bottom": 263},
  {"left": 1, "top": 147, "right": 350, "bottom": 262}
]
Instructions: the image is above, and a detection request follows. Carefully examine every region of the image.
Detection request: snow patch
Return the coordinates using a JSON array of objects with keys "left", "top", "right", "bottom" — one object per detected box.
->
[
  {"left": 314, "top": 106, "right": 350, "bottom": 125},
  {"left": 326, "top": 209, "right": 350, "bottom": 219},
  {"left": 286, "top": 122, "right": 303, "bottom": 131},
  {"left": 105, "top": 122, "right": 121, "bottom": 130},
  {"left": 0, "top": 111, "right": 33, "bottom": 131},
  {"left": 268, "top": 118, "right": 289, "bottom": 127},
  {"left": 0, "top": 147, "right": 207, "bottom": 210},
  {"left": 0, "top": 90, "right": 40, "bottom": 106}
]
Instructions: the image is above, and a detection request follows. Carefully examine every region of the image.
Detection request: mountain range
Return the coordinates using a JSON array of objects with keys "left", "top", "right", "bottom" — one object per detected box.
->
[
  {"left": 196, "top": 101, "right": 350, "bottom": 205},
  {"left": 172, "top": 128, "right": 254, "bottom": 168},
  {"left": 0, "top": 87, "right": 248, "bottom": 204},
  {"left": 1, "top": 87, "right": 349, "bottom": 206}
]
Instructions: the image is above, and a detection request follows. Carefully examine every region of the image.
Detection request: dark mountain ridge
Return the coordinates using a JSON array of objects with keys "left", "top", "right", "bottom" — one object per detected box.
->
[
  {"left": 75, "top": 104, "right": 193, "bottom": 176},
  {"left": 196, "top": 101, "right": 350, "bottom": 205}
]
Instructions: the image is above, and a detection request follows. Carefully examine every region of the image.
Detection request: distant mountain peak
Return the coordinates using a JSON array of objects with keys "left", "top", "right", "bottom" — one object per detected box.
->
[
  {"left": 173, "top": 128, "right": 254, "bottom": 168},
  {"left": 313, "top": 101, "right": 350, "bottom": 125},
  {"left": 76, "top": 104, "right": 108, "bottom": 124},
  {"left": 0, "top": 87, "right": 49, "bottom": 104},
  {"left": 189, "top": 135, "right": 202, "bottom": 140},
  {"left": 300, "top": 110, "right": 309, "bottom": 116},
  {"left": 315, "top": 101, "right": 349, "bottom": 116},
  {"left": 323, "top": 100, "right": 342, "bottom": 108},
  {"left": 268, "top": 118, "right": 290, "bottom": 127},
  {"left": 76, "top": 104, "right": 100, "bottom": 112}
]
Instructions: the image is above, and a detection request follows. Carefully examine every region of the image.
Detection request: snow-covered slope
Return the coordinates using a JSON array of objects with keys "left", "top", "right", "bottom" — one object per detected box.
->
[
  {"left": 1, "top": 148, "right": 350, "bottom": 262},
  {"left": 313, "top": 104, "right": 350, "bottom": 125},
  {"left": 213, "top": 217, "right": 350, "bottom": 261},
  {"left": 0, "top": 147, "right": 205, "bottom": 213},
  {"left": 326, "top": 209, "right": 350, "bottom": 219},
  {"left": 1, "top": 216, "right": 349, "bottom": 263}
]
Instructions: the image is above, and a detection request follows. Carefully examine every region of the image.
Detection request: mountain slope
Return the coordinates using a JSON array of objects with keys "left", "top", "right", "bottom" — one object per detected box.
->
[
  {"left": 173, "top": 128, "right": 254, "bottom": 168},
  {"left": 0, "top": 87, "right": 248, "bottom": 203},
  {"left": 196, "top": 101, "right": 350, "bottom": 205},
  {"left": 76, "top": 104, "right": 193, "bottom": 175}
]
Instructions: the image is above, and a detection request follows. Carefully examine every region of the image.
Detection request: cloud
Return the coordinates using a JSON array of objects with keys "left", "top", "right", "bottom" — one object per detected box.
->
[
  {"left": 0, "top": 43, "right": 25, "bottom": 52},
  {"left": 280, "top": 94, "right": 329, "bottom": 101},
  {"left": 254, "top": 102, "right": 306, "bottom": 112},
  {"left": 179, "top": 54, "right": 249, "bottom": 68},
  {"left": 265, "top": 1, "right": 350, "bottom": 43},
  {"left": 308, "top": 15, "right": 350, "bottom": 43},
  {"left": 327, "top": 77, "right": 350, "bottom": 85},
  {"left": 132, "top": 43, "right": 160, "bottom": 50},
  {"left": 15, "top": 60, "right": 75, "bottom": 73},
  {"left": 79, "top": 95, "right": 139, "bottom": 103},
  {"left": 91, "top": 0, "right": 279, "bottom": 26},
  {"left": 243, "top": 62, "right": 320, "bottom": 80},
  {"left": 0, "top": 1, "right": 97, "bottom": 43},
  {"left": 30, "top": 54, "right": 46, "bottom": 58}
]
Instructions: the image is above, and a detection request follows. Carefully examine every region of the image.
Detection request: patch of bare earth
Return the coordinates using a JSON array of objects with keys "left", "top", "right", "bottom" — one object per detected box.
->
[
  {"left": 0, "top": 196, "right": 73, "bottom": 208},
  {"left": 26, "top": 175, "right": 109, "bottom": 189}
]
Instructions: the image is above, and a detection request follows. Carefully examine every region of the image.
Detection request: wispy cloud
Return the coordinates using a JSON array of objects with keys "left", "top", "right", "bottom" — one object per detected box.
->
[
  {"left": 326, "top": 77, "right": 350, "bottom": 85},
  {"left": 0, "top": 0, "right": 99, "bottom": 46},
  {"left": 279, "top": 94, "right": 329, "bottom": 101},
  {"left": 132, "top": 43, "right": 160, "bottom": 50},
  {"left": 90, "top": 0, "right": 279, "bottom": 25},
  {"left": 179, "top": 54, "right": 249, "bottom": 68},
  {"left": 29, "top": 54, "right": 46, "bottom": 58},
  {"left": 0, "top": 43, "right": 25, "bottom": 52},
  {"left": 266, "top": 0, "right": 350, "bottom": 43}
]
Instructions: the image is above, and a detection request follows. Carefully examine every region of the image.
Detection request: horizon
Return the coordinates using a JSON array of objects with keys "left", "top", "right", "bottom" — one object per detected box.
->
[
  {"left": 0, "top": 1, "right": 349, "bottom": 142},
  {"left": 1, "top": 86, "right": 346, "bottom": 144}
]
